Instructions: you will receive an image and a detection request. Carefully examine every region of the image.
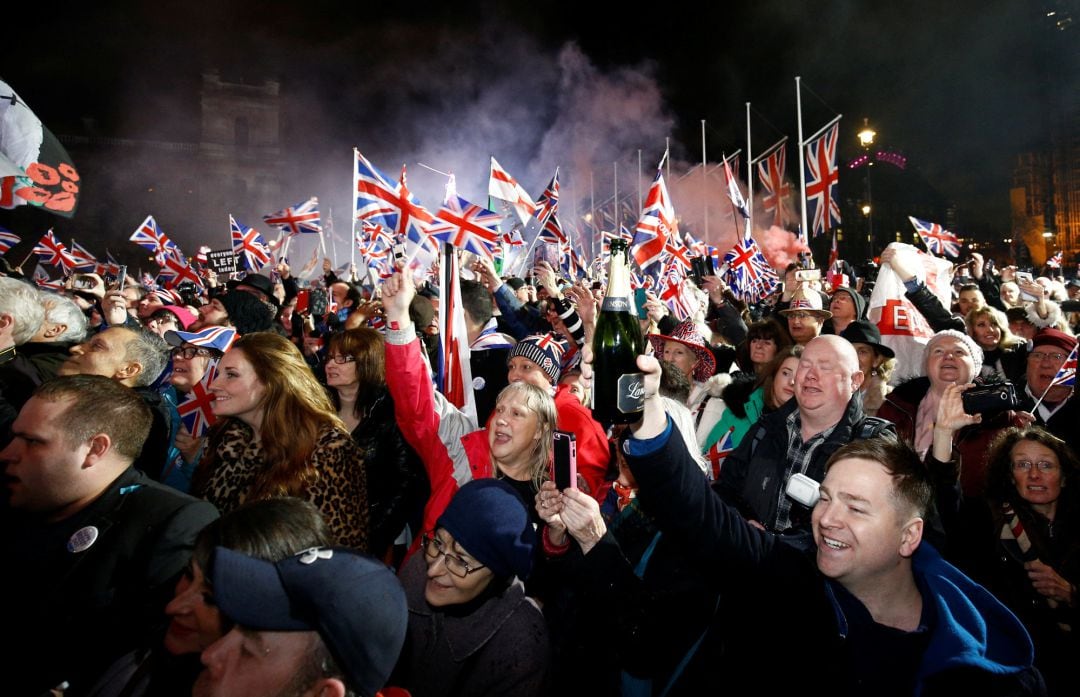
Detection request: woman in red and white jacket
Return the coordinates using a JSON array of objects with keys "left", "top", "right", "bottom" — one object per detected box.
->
[{"left": 381, "top": 266, "right": 558, "bottom": 539}]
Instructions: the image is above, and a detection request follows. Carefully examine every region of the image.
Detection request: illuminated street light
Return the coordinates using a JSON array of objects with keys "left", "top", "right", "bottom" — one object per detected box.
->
[
  {"left": 857, "top": 118, "right": 877, "bottom": 148},
  {"left": 861, "top": 204, "right": 872, "bottom": 216}
]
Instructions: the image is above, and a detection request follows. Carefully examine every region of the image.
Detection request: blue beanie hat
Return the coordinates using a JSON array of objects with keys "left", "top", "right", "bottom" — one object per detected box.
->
[{"left": 437, "top": 479, "right": 536, "bottom": 580}]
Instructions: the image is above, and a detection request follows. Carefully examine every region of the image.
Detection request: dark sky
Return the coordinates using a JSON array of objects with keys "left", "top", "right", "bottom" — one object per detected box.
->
[{"left": 4, "top": 0, "right": 1074, "bottom": 253}]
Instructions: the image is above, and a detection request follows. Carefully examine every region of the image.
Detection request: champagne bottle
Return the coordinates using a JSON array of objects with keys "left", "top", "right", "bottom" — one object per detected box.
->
[{"left": 591, "top": 239, "right": 646, "bottom": 425}]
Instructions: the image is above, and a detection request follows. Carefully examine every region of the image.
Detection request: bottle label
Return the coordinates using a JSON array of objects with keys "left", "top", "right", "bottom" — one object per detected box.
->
[
  {"left": 602, "top": 296, "right": 631, "bottom": 312},
  {"left": 617, "top": 372, "right": 646, "bottom": 413}
]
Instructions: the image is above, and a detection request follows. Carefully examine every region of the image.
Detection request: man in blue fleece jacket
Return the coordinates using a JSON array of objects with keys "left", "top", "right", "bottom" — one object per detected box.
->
[{"left": 615, "top": 353, "right": 1045, "bottom": 695}]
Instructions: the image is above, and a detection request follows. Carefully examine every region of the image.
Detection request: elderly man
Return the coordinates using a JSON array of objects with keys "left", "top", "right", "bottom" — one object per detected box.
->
[
  {"left": 0, "top": 291, "right": 88, "bottom": 442},
  {"left": 0, "top": 276, "right": 47, "bottom": 439},
  {"left": 0, "top": 375, "right": 217, "bottom": 696},
  {"left": 193, "top": 545, "right": 406, "bottom": 697},
  {"left": 57, "top": 325, "right": 175, "bottom": 480},
  {"left": 1018, "top": 328, "right": 1080, "bottom": 455},
  {"left": 621, "top": 384, "right": 1044, "bottom": 694},
  {"left": 717, "top": 335, "right": 889, "bottom": 533}
]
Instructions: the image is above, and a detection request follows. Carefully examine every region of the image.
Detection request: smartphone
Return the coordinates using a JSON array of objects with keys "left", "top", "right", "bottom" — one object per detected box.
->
[
  {"left": 1016, "top": 271, "right": 1039, "bottom": 303},
  {"left": 72, "top": 274, "right": 96, "bottom": 290},
  {"left": 551, "top": 431, "right": 577, "bottom": 490},
  {"left": 794, "top": 269, "right": 821, "bottom": 283},
  {"left": 295, "top": 289, "right": 311, "bottom": 314},
  {"left": 116, "top": 265, "right": 128, "bottom": 292}
]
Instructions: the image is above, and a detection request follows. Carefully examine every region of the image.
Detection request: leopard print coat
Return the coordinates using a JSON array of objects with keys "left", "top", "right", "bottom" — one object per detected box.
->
[{"left": 195, "top": 419, "right": 369, "bottom": 550}]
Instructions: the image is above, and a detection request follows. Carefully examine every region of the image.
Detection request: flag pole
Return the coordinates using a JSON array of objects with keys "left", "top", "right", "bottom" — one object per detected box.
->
[
  {"left": 701, "top": 120, "right": 708, "bottom": 238},
  {"left": 637, "top": 149, "right": 643, "bottom": 214},
  {"left": 665, "top": 138, "right": 671, "bottom": 181},
  {"left": 746, "top": 102, "right": 754, "bottom": 236},
  {"left": 796, "top": 76, "right": 809, "bottom": 239}
]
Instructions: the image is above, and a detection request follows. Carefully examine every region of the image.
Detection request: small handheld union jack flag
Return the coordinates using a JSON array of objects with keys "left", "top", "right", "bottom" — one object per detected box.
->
[
  {"left": 177, "top": 363, "right": 219, "bottom": 437},
  {"left": 1050, "top": 345, "right": 1077, "bottom": 389},
  {"left": 68, "top": 239, "right": 99, "bottom": 273},
  {"left": 264, "top": 197, "right": 322, "bottom": 236},
  {"left": 722, "top": 235, "right": 779, "bottom": 303},
  {"left": 130, "top": 215, "right": 181, "bottom": 266},
  {"left": 0, "top": 227, "right": 20, "bottom": 255},
  {"left": 33, "top": 229, "right": 78, "bottom": 271},
  {"left": 428, "top": 195, "right": 501, "bottom": 259},
  {"left": 908, "top": 217, "right": 961, "bottom": 258},
  {"left": 1047, "top": 252, "right": 1063, "bottom": 270},
  {"left": 230, "top": 215, "right": 272, "bottom": 271}
]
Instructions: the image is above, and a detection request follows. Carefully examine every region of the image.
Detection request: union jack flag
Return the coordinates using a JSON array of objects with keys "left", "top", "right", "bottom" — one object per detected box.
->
[
  {"left": 141, "top": 272, "right": 159, "bottom": 291},
  {"left": 804, "top": 122, "right": 841, "bottom": 236},
  {"left": 632, "top": 170, "right": 677, "bottom": 278},
  {"left": 354, "top": 152, "right": 435, "bottom": 245},
  {"left": 722, "top": 235, "right": 779, "bottom": 303},
  {"left": 908, "top": 217, "right": 961, "bottom": 258},
  {"left": 1050, "top": 345, "right": 1077, "bottom": 389},
  {"left": 684, "top": 231, "right": 708, "bottom": 257},
  {"left": 429, "top": 195, "right": 501, "bottom": 259},
  {"left": 723, "top": 155, "right": 750, "bottom": 220},
  {"left": 659, "top": 261, "right": 691, "bottom": 320},
  {"left": 757, "top": 139, "right": 791, "bottom": 227},
  {"left": 130, "top": 215, "right": 181, "bottom": 266},
  {"left": 1047, "top": 251, "right": 1063, "bottom": 269},
  {"left": 33, "top": 229, "right": 78, "bottom": 271},
  {"left": 706, "top": 426, "right": 735, "bottom": 480},
  {"left": 358, "top": 220, "right": 394, "bottom": 258},
  {"left": 159, "top": 255, "right": 203, "bottom": 290},
  {"left": 177, "top": 364, "right": 219, "bottom": 437},
  {"left": 664, "top": 232, "right": 693, "bottom": 271},
  {"left": 67, "top": 239, "right": 99, "bottom": 273},
  {"left": 230, "top": 215, "right": 272, "bottom": 271},
  {"left": 533, "top": 168, "right": 559, "bottom": 227},
  {"left": 104, "top": 251, "right": 122, "bottom": 277},
  {"left": 33, "top": 264, "right": 63, "bottom": 290},
  {"left": 488, "top": 157, "right": 537, "bottom": 225},
  {"left": 538, "top": 211, "right": 566, "bottom": 245},
  {"left": 560, "top": 241, "right": 588, "bottom": 280},
  {"left": 264, "top": 197, "right": 322, "bottom": 236},
  {"left": 0, "top": 227, "right": 19, "bottom": 255}
]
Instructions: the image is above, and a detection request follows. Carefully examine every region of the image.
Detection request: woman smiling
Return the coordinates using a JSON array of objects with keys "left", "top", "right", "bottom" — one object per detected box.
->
[{"left": 380, "top": 266, "right": 557, "bottom": 538}]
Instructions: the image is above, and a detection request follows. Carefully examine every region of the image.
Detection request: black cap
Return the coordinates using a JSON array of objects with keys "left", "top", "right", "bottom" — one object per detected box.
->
[{"left": 839, "top": 319, "right": 895, "bottom": 358}]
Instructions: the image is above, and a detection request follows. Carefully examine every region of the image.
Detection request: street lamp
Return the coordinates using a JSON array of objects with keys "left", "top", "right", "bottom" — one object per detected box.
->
[{"left": 857, "top": 118, "right": 876, "bottom": 258}]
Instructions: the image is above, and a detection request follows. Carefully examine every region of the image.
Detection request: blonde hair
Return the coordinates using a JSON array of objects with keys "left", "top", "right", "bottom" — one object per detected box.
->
[
  {"left": 965, "top": 306, "right": 1025, "bottom": 352},
  {"left": 494, "top": 381, "right": 557, "bottom": 488}
]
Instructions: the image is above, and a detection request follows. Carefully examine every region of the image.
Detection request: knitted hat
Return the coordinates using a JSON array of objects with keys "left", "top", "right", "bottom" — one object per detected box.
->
[
  {"left": 210, "top": 546, "right": 407, "bottom": 697},
  {"left": 1032, "top": 328, "right": 1077, "bottom": 356},
  {"left": 829, "top": 286, "right": 867, "bottom": 320},
  {"left": 221, "top": 288, "right": 276, "bottom": 336},
  {"left": 647, "top": 319, "right": 717, "bottom": 382},
  {"left": 507, "top": 333, "right": 567, "bottom": 385},
  {"left": 925, "top": 330, "right": 983, "bottom": 377},
  {"left": 437, "top": 479, "right": 537, "bottom": 581}
]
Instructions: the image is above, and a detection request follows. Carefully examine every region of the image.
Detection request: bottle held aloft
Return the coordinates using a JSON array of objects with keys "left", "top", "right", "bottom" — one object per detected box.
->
[{"left": 591, "top": 239, "right": 646, "bottom": 425}]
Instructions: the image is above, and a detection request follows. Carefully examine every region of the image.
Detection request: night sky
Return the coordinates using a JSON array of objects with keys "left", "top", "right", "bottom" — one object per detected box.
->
[{"left": 3, "top": 0, "right": 1074, "bottom": 258}]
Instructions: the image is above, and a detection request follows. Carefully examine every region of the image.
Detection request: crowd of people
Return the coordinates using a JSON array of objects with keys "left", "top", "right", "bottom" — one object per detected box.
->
[{"left": 1, "top": 240, "right": 1078, "bottom": 696}]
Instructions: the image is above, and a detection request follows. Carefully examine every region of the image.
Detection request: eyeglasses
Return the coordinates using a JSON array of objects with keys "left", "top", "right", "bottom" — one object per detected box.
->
[
  {"left": 421, "top": 533, "right": 485, "bottom": 578},
  {"left": 1011, "top": 460, "right": 1059, "bottom": 473},
  {"left": 1027, "top": 351, "right": 1068, "bottom": 363},
  {"left": 326, "top": 354, "right": 357, "bottom": 364},
  {"left": 170, "top": 346, "right": 219, "bottom": 360}
]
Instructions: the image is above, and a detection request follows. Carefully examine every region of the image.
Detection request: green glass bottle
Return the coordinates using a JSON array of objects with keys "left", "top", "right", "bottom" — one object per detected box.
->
[{"left": 591, "top": 239, "right": 646, "bottom": 425}]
